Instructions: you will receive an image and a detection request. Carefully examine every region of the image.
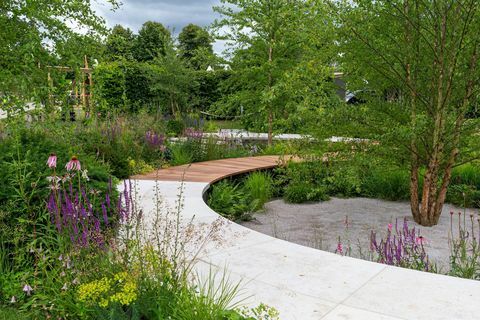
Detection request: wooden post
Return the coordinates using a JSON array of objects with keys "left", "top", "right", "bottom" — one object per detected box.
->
[{"left": 47, "top": 71, "right": 54, "bottom": 109}]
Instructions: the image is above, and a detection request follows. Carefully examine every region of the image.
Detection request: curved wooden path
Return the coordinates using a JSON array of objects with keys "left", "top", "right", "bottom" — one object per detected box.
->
[{"left": 133, "top": 155, "right": 294, "bottom": 183}]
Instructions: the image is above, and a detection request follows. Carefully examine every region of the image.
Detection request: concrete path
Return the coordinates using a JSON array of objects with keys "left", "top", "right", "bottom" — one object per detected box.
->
[{"left": 132, "top": 156, "right": 480, "bottom": 320}]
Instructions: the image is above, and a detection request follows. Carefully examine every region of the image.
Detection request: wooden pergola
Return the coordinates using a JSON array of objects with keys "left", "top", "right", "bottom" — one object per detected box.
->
[{"left": 47, "top": 56, "right": 94, "bottom": 113}]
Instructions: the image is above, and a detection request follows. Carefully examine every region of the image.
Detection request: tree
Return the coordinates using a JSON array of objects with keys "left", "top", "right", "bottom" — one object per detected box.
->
[
  {"left": 214, "top": 0, "right": 335, "bottom": 142},
  {"left": 104, "top": 25, "right": 136, "bottom": 61},
  {"left": 178, "top": 24, "right": 214, "bottom": 69},
  {"left": 151, "top": 42, "right": 196, "bottom": 116},
  {"left": 335, "top": 0, "right": 480, "bottom": 226},
  {"left": 0, "top": 0, "right": 118, "bottom": 99},
  {"left": 134, "top": 21, "right": 171, "bottom": 62}
]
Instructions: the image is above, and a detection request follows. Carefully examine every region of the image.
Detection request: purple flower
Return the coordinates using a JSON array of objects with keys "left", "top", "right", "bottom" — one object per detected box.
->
[{"left": 23, "top": 284, "right": 33, "bottom": 296}]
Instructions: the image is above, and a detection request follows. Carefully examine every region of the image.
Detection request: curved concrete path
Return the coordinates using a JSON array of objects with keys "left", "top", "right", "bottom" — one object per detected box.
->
[{"left": 132, "top": 156, "right": 480, "bottom": 320}]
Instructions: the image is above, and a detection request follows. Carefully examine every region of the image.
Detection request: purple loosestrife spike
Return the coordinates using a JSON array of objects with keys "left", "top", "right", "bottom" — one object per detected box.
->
[
  {"left": 102, "top": 203, "right": 108, "bottom": 225},
  {"left": 106, "top": 193, "right": 111, "bottom": 209}
]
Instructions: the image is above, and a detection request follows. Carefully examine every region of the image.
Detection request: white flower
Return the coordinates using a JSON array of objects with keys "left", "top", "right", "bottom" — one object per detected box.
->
[
  {"left": 10, "top": 296, "right": 16, "bottom": 303},
  {"left": 23, "top": 284, "right": 33, "bottom": 295},
  {"left": 61, "top": 283, "right": 68, "bottom": 291},
  {"left": 81, "top": 169, "right": 89, "bottom": 181}
]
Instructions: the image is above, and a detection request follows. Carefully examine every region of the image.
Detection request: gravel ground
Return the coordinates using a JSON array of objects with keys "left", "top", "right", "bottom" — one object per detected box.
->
[{"left": 240, "top": 197, "right": 479, "bottom": 270}]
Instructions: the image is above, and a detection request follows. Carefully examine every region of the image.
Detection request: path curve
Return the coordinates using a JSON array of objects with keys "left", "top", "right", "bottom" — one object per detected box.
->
[{"left": 132, "top": 156, "right": 480, "bottom": 320}]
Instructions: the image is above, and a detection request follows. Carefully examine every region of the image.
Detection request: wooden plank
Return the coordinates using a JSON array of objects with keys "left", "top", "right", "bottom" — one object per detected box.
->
[{"left": 132, "top": 155, "right": 296, "bottom": 183}]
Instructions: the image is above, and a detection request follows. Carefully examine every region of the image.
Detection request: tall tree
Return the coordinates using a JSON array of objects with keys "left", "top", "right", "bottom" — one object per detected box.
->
[
  {"left": 104, "top": 25, "right": 136, "bottom": 61},
  {"left": 335, "top": 0, "right": 480, "bottom": 226},
  {"left": 214, "top": 0, "right": 334, "bottom": 142},
  {"left": 151, "top": 41, "right": 196, "bottom": 116},
  {"left": 178, "top": 24, "right": 214, "bottom": 69},
  {"left": 134, "top": 21, "right": 171, "bottom": 62}
]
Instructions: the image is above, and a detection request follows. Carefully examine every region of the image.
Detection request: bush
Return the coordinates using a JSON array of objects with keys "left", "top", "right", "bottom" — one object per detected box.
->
[
  {"left": 243, "top": 172, "right": 273, "bottom": 211},
  {"left": 166, "top": 119, "right": 185, "bottom": 136},
  {"left": 361, "top": 168, "right": 410, "bottom": 201},
  {"left": 326, "top": 164, "right": 363, "bottom": 197},
  {"left": 207, "top": 181, "right": 257, "bottom": 221},
  {"left": 284, "top": 183, "right": 329, "bottom": 203}
]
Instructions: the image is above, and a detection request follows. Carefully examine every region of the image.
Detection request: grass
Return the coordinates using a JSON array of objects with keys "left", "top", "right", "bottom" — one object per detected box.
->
[
  {"left": 0, "top": 307, "right": 28, "bottom": 320},
  {"left": 243, "top": 172, "right": 273, "bottom": 211}
]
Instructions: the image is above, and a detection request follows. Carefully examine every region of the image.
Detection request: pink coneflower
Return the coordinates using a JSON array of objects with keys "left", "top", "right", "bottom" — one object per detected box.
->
[
  {"left": 23, "top": 284, "right": 33, "bottom": 296},
  {"left": 65, "top": 156, "right": 81, "bottom": 171},
  {"left": 416, "top": 236, "right": 427, "bottom": 246},
  {"left": 46, "top": 154, "right": 57, "bottom": 168}
]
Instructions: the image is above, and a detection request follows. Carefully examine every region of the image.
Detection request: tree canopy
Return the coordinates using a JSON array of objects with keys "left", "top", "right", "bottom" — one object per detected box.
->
[
  {"left": 134, "top": 21, "right": 171, "bottom": 62},
  {"left": 332, "top": 0, "right": 480, "bottom": 226}
]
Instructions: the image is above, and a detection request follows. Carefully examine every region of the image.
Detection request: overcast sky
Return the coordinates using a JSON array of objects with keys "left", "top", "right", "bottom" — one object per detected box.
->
[{"left": 93, "top": 0, "right": 227, "bottom": 54}]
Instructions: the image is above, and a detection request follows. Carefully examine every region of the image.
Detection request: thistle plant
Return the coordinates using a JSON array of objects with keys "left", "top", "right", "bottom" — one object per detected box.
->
[{"left": 370, "top": 218, "right": 434, "bottom": 272}]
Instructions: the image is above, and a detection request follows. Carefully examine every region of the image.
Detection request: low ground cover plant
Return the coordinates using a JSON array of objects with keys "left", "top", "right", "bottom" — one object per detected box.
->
[{"left": 207, "top": 172, "right": 274, "bottom": 221}]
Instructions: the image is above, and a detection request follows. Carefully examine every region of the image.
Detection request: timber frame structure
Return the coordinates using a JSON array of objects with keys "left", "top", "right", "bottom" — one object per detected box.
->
[{"left": 47, "top": 56, "right": 94, "bottom": 114}]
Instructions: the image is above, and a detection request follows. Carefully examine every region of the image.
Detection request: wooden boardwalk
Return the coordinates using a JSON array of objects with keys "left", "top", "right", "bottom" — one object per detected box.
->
[{"left": 132, "top": 155, "right": 293, "bottom": 183}]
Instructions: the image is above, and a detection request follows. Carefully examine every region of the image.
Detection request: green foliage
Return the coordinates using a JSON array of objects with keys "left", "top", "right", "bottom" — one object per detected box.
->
[
  {"left": 94, "top": 62, "right": 128, "bottom": 112},
  {"left": 213, "top": 0, "right": 336, "bottom": 133},
  {"left": 284, "top": 183, "right": 329, "bottom": 204},
  {"left": 0, "top": 0, "right": 118, "bottom": 97},
  {"left": 207, "top": 181, "right": 258, "bottom": 221},
  {"left": 243, "top": 172, "right": 273, "bottom": 211},
  {"left": 104, "top": 25, "right": 136, "bottom": 61},
  {"left": 362, "top": 169, "right": 411, "bottom": 201},
  {"left": 134, "top": 21, "right": 171, "bottom": 62},
  {"left": 178, "top": 24, "right": 214, "bottom": 70},
  {"left": 166, "top": 119, "right": 186, "bottom": 136}
]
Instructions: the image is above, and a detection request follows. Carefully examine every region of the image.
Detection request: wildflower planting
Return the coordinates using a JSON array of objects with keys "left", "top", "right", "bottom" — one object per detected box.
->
[
  {"left": 0, "top": 152, "right": 273, "bottom": 318},
  {"left": 369, "top": 219, "right": 433, "bottom": 272}
]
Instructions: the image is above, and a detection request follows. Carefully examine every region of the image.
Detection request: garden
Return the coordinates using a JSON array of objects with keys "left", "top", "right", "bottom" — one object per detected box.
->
[{"left": 2, "top": 0, "right": 480, "bottom": 319}]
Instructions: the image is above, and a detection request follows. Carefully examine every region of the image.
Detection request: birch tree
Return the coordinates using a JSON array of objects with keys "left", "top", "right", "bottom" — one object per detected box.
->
[{"left": 335, "top": 0, "right": 480, "bottom": 226}]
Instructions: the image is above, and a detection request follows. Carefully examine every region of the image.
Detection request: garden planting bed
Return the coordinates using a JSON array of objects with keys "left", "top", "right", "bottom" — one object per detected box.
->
[{"left": 241, "top": 197, "right": 477, "bottom": 269}]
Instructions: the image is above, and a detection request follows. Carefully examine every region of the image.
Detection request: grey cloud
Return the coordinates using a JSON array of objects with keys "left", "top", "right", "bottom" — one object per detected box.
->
[{"left": 94, "top": 0, "right": 225, "bottom": 53}]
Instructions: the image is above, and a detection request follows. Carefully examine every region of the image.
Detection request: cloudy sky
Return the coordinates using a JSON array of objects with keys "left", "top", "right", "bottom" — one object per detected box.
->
[{"left": 93, "top": 0, "right": 227, "bottom": 54}]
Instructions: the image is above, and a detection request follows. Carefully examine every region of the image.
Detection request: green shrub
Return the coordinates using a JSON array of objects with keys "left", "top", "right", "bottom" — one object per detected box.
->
[
  {"left": 284, "top": 183, "right": 329, "bottom": 203},
  {"left": 362, "top": 169, "right": 410, "bottom": 201},
  {"left": 207, "top": 181, "right": 257, "bottom": 221},
  {"left": 451, "top": 164, "right": 480, "bottom": 188},
  {"left": 166, "top": 119, "right": 185, "bottom": 136},
  {"left": 170, "top": 143, "right": 195, "bottom": 166},
  {"left": 243, "top": 172, "right": 273, "bottom": 211},
  {"left": 326, "top": 164, "right": 363, "bottom": 197}
]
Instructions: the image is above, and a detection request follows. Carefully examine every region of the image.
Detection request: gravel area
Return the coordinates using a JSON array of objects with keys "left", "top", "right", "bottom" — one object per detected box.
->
[{"left": 240, "top": 197, "right": 479, "bottom": 270}]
